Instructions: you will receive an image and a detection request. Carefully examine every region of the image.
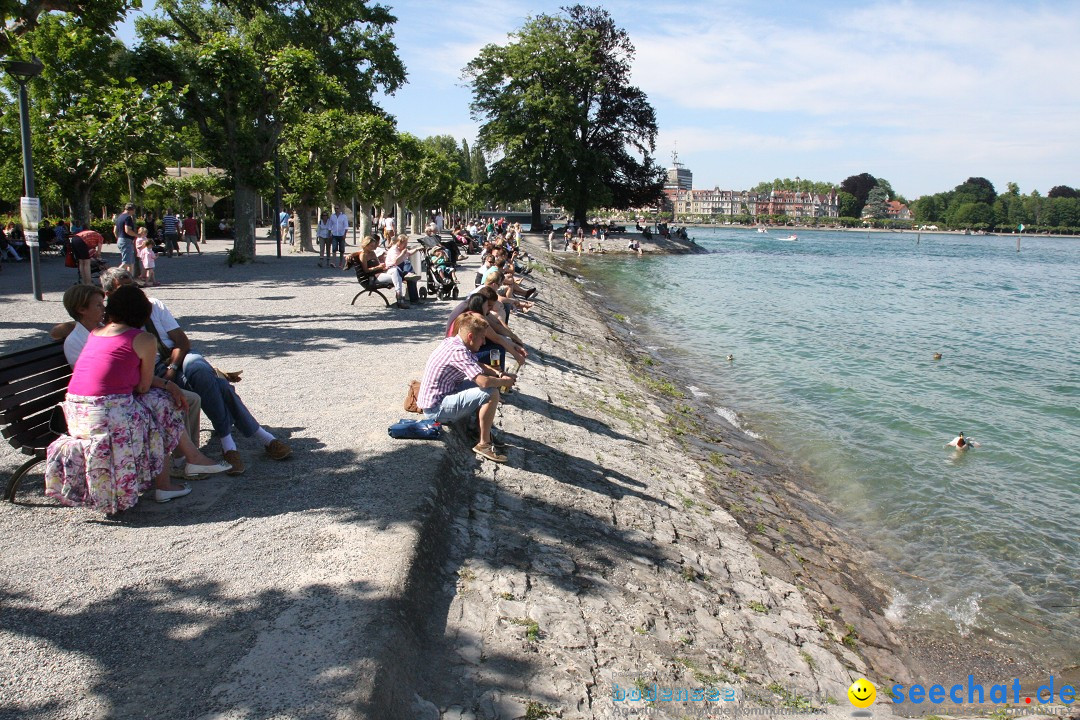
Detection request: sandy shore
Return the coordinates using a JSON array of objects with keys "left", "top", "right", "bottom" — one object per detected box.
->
[{"left": 0, "top": 233, "right": 1071, "bottom": 719}]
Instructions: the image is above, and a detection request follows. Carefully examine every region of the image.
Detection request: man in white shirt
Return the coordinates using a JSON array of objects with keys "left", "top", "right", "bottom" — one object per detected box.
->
[
  {"left": 95, "top": 268, "right": 294, "bottom": 475},
  {"left": 327, "top": 205, "right": 350, "bottom": 269}
]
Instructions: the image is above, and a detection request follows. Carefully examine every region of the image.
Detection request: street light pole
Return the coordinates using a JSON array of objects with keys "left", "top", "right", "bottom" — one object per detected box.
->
[
  {"left": 273, "top": 146, "right": 282, "bottom": 258},
  {"left": 3, "top": 57, "right": 45, "bottom": 300}
]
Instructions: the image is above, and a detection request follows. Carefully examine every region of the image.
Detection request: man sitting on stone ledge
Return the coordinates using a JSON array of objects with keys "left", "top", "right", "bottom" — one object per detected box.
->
[{"left": 417, "top": 312, "right": 516, "bottom": 463}]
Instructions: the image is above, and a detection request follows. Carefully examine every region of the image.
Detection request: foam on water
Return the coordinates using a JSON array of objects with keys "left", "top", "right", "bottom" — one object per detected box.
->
[{"left": 713, "top": 405, "right": 764, "bottom": 439}]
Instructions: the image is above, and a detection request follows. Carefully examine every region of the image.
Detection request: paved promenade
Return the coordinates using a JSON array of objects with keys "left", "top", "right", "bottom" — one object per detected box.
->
[{"left": 1, "top": 233, "right": 447, "bottom": 718}]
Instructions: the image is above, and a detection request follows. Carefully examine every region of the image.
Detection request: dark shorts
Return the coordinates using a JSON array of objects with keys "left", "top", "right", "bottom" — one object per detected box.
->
[
  {"left": 70, "top": 237, "right": 91, "bottom": 261},
  {"left": 332, "top": 235, "right": 345, "bottom": 254}
]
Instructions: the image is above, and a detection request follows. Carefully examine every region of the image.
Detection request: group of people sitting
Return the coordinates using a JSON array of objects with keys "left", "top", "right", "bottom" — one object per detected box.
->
[
  {"left": 44, "top": 267, "right": 292, "bottom": 514},
  {"left": 413, "top": 224, "right": 539, "bottom": 463}
]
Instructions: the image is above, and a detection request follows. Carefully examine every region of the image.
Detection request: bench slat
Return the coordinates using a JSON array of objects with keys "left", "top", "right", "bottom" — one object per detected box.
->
[
  {"left": 0, "top": 387, "right": 67, "bottom": 421},
  {"left": 3, "top": 417, "right": 57, "bottom": 453},
  {"left": 0, "top": 365, "right": 72, "bottom": 401},
  {"left": 0, "top": 342, "right": 66, "bottom": 374},
  {"left": 0, "top": 376, "right": 70, "bottom": 414}
]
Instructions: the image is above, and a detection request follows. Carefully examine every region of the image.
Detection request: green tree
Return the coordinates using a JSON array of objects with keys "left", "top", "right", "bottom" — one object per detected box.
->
[
  {"left": 836, "top": 191, "right": 860, "bottom": 219},
  {"left": 136, "top": 0, "right": 405, "bottom": 261},
  {"left": 862, "top": 186, "right": 890, "bottom": 219},
  {"left": 839, "top": 173, "right": 877, "bottom": 216},
  {"left": 1, "top": 14, "right": 173, "bottom": 225},
  {"left": 949, "top": 201, "right": 994, "bottom": 228},
  {"left": 465, "top": 5, "right": 663, "bottom": 228},
  {"left": 0, "top": 0, "right": 136, "bottom": 58}
]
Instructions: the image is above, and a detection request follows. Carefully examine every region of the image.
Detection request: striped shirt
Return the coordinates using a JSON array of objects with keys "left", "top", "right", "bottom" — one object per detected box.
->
[
  {"left": 162, "top": 214, "right": 180, "bottom": 235},
  {"left": 417, "top": 336, "right": 483, "bottom": 411}
]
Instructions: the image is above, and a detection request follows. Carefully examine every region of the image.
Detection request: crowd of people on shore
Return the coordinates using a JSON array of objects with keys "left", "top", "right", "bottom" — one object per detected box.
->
[{"left": 35, "top": 212, "right": 538, "bottom": 514}]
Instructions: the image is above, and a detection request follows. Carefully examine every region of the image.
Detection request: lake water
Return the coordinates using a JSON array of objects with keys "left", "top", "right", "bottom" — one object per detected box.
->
[{"left": 578, "top": 227, "right": 1079, "bottom": 667}]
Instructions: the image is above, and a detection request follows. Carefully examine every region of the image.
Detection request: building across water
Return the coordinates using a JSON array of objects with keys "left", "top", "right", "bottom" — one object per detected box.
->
[{"left": 659, "top": 154, "right": 841, "bottom": 221}]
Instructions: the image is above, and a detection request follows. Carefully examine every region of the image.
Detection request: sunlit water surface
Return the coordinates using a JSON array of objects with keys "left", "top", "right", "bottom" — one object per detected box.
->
[{"left": 577, "top": 228, "right": 1079, "bottom": 666}]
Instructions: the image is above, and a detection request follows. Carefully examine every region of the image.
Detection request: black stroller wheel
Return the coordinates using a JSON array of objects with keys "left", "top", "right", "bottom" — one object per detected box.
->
[{"left": 452, "top": 286, "right": 459, "bottom": 299}]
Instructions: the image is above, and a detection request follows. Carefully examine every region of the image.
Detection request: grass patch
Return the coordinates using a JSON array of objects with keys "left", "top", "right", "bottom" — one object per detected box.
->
[
  {"left": 680, "top": 566, "right": 699, "bottom": 582},
  {"left": 595, "top": 400, "right": 644, "bottom": 432},
  {"left": 729, "top": 503, "right": 747, "bottom": 514},
  {"left": 721, "top": 659, "right": 747, "bottom": 678},
  {"left": 842, "top": 623, "right": 859, "bottom": 648},
  {"left": 524, "top": 702, "right": 555, "bottom": 719},
  {"left": 673, "top": 657, "right": 722, "bottom": 685},
  {"left": 799, "top": 650, "right": 816, "bottom": 671},
  {"left": 755, "top": 522, "right": 767, "bottom": 534},
  {"left": 638, "top": 374, "right": 685, "bottom": 398},
  {"left": 767, "top": 682, "right": 816, "bottom": 711},
  {"left": 708, "top": 451, "right": 729, "bottom": 468},
  {"left": 511, "top": 617, "right": 541, "bottom": 643},
  {"left": 613, "top": 313, "right": 626, "bottom": 322},
  {"left": 616, "top": 390, "right": 644, "bottom": 408},
  {"left": 457, "top": 567, "right": 476, "bottom": 581},
  {"left": 748, "top": 601, "right": 769, "bottom": 614}
]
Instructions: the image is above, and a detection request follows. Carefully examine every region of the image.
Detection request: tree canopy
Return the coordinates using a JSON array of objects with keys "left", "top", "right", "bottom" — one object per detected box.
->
[
  {"left": 465, "top": 4, "right": 663, "bottom": 227},
  {"left": 134, "top": 0, "right": 405, "bottom": 259}
]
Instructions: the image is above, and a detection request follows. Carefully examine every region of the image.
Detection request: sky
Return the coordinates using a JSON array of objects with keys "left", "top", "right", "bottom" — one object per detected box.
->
[{"left": 117, "top": 0, "right": 1080, "bottom": 200}]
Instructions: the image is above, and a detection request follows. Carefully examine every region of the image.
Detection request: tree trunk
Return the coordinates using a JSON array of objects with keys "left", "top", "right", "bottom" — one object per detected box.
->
[
  {"left": 395, "top": 201, "right": 406, "bottom": 235},
  {"left": 298, "top": 202, "right": 314, "bottom": 252},
  {"left": 411, "top": 202, "right": 423, "bottom": 234},
  {"left": 233, "top": 180, "right": 258, "bottom": 260},
  {"left": 359, "top": 202, "right": 374, "bottom": 239},
  {"left": 75, "top": 188, "right": 92, "bottom": 229},
  {"left": 530, "top": 196, "right": 542, "bottom": 230}
]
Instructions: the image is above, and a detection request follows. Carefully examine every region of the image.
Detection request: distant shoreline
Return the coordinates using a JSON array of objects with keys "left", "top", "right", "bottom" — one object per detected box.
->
[{"left": 671, "top": 224, "right": 1079, "bottom": 239}]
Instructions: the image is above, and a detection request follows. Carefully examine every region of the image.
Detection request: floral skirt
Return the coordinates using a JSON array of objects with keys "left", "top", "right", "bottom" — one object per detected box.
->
[{"left": 44, "top": 390, "right": 184, "bottom": 514}]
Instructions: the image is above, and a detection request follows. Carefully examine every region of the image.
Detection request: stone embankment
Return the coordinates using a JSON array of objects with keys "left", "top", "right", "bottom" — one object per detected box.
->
[{"left": 396, "top": 236, "right": 925, "bottom": 719}]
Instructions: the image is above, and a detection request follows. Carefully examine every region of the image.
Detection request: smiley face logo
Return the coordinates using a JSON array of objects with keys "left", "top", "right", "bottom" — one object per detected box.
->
[{"left": 848, "top": 678, "right": 876, "bottom": 708}]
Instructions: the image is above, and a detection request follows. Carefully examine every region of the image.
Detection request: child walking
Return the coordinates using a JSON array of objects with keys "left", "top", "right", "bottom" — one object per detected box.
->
[{"left": 136, "top": 229, "right": 159, "bottom": 286}]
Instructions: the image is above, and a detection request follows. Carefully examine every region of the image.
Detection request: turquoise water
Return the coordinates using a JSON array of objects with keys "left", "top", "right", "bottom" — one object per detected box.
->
[{"left": 578, "top": 228, "right": 1079, "bottom": 665}]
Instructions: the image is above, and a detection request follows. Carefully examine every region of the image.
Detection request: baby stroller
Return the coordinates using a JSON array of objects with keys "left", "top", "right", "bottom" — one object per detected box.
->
[{"left": 418, "top": 245, "right": 459, "bottom": 300}]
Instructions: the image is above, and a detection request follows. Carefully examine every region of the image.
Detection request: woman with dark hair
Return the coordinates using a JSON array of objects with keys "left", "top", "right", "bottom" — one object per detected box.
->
[{"left": 45, "top": 285, "right": 208, "bottom": 512}]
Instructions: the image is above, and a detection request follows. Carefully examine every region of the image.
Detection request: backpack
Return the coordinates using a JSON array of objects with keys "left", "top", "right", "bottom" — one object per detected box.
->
[{"left": 387, "top": 418, "right": 441, "bottom": 439}]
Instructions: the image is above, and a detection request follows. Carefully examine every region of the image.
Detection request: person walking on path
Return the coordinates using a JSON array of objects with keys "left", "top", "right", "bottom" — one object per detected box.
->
[
  {"left": 114, "top": 202, "right": 139, "bottom": 273},
  {"left": 182, "top": 212, "right": 202, "bottom": 255},
  {"left": 136, "top": 229, "right": 159, "bottom": 286},
  {"left": 278, "top": 209, "right": 289, "bottom": 246},
  {"left": 161, "top": 210, "right": 182, "bottom": 257},
  {"left": 327, "top": 205, "right": 350, "bottom": 269},
  {"left": 316, "top": 213, "right": 331, "bottom": 267}
]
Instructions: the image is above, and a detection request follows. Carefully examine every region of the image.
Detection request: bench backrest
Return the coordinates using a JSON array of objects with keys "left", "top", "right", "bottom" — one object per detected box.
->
[{"left": 0, "top": 342, "right": 71, "bottom": 456}]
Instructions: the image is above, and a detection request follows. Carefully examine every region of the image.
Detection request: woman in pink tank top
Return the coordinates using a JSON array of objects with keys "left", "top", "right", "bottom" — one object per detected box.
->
[{"left": 45, "top": 285, "right": 194, "bottom": 513}]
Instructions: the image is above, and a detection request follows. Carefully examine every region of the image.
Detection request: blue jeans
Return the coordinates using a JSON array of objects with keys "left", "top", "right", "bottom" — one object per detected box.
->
[
  {"left": 178, "top": 353, "right": 260, "bottom": 438},
  {"left": 117, "top": 237, "right": 135, "bottom": 266},
  {"left": 423, "top": 384, "right": 492, "bottom": 424}
]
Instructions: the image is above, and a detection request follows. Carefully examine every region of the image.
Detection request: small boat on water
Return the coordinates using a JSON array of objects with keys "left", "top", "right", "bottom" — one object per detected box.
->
[
  {"left": 756, "top": 227, "right": 768, "bottom": 233},
  {"left": 782, "top": 234, "right": 798, "bottom": 241}
]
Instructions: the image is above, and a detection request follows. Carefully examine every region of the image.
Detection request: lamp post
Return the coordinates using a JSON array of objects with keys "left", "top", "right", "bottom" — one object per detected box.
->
[{"left": 3, "top": 56, "right": 45, "bottom": 300}]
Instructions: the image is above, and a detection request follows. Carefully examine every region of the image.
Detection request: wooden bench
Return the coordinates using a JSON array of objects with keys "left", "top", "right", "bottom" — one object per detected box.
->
[
  {"left": 351, "top": 267, "right": 396, "bottom": 307},
  {"left": 0, "top": 342, "right": 70, "bottom": 501}
]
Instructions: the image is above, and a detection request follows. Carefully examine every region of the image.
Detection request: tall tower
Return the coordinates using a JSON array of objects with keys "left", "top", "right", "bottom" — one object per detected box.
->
[{"left": 664, "top": 147, "right": 692, "bottom": 219}]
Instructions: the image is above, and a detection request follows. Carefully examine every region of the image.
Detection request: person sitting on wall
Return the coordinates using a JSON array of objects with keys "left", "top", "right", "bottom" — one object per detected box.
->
[{"left": 417, "top": 312, "right": 516, "bottom": 464}]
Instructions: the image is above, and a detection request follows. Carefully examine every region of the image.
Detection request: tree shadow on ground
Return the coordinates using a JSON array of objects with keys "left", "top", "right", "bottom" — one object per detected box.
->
[{"left": 0, "top": 579, "right": 388, "bottom": 720}]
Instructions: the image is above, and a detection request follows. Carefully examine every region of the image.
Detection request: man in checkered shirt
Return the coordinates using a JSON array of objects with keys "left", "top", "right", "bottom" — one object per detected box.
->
[{"left": 417, "top": 312, "right": 515, "bottom": 463}]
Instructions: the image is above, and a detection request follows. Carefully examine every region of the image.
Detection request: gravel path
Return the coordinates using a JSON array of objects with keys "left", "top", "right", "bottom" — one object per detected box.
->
[{"left": 0, "top": 234, "right": 452, "bottom": 719}]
